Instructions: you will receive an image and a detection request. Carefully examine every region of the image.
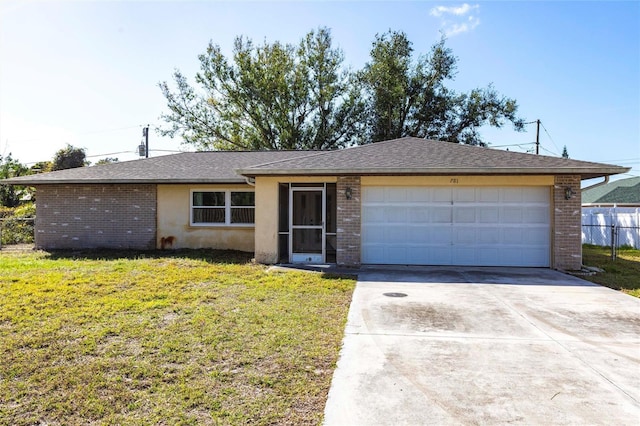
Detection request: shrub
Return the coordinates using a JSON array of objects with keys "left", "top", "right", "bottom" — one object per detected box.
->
[{"left": 1, "top": 202, "right": 35, "bottom": 245}]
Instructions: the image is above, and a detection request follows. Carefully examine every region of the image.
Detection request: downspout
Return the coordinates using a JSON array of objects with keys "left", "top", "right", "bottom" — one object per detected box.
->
[
  {"left": 581, "top": 175, "right": 609, "bottom": 192},
  {"left": 245, "top": 176, "right": 256, "bottom": 187}
]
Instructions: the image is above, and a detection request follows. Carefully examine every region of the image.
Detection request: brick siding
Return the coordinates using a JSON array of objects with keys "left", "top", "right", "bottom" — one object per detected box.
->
[
  {"left": 553, "top": 175, "right": 582, "bottom": 270},
  {"left": 35, "top": 184, "right": 156, "bottom": 250},
  {"left": 336, "top": 176, "right": 361, "bottom": 267}
]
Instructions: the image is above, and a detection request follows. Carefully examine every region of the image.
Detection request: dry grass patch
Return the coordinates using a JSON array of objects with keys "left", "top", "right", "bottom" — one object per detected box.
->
[
  {"left": 0, "top": 250, "right": 355, "bottom": 425},
  {"left": 582, "top": 245, "right": 640, "bottom": 298}
]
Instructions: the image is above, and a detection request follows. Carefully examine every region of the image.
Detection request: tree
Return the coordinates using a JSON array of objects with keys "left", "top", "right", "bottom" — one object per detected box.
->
[
  {"left": 562, "top": 145, "right": 569, "bottom": 159},
  {"left": 159, "top": 27, "right": 364, "bottom": 151},
  {"left": 0, "top": 154, "right": 29, "bottom": 207},
  {"left": 95, "top": 157, "right": 118, "bottom": 165},
  {"left": 52, "top": 144, "right": 88, "bottom": 171},
  {"left": 30, "top": 161, "right": 53, "bottom": 174},
  {"left": 359, "top": 31, "right": 524, "bottom": 145}
]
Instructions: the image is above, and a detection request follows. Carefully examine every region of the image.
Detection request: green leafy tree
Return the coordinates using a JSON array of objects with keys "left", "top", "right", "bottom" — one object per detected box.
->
[
  {"left": 95, "top": 157, "right": 119, "bottom": 165},
  {"left": 0, "top": 154, "right": 29, "bottom": 207},
  {"left": 562, "top": 145, "right": 569, "bottom": 159},
  {"left": 52, "top": 144, "right": 88, "bottom": 171},
  {"left": 159, "top": 27, "right": 364, "bottom": 150},
  {"left": 360, "top": 31, "right": 524, "bottom": 145},
  {"left": 30, "top": 161, "right": 53, "bottom": 174}
]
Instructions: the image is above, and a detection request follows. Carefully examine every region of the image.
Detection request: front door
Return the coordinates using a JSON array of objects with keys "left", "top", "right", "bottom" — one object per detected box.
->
[{"left": 290, "top": 188, "right": 325, "bottom": 263}]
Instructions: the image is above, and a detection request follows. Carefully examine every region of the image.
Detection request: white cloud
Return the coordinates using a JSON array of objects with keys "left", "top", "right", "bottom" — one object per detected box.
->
[
  {"left": 430, "top": 3, "right": 478, "bottom": 17},
  {"left": 430, "top": 3, "right": 480, "bottom": 36}
]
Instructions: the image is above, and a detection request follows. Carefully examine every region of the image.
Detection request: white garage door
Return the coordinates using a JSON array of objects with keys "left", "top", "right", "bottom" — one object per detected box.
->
[{"left": 362, "top": 186, "right": 550, "bottom": 267}]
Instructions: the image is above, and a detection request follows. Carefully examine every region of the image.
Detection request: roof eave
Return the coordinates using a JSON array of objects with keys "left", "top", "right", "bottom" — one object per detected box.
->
[
  {"left": 237, "top": 167, "right": 630, "bottom": 179},
  {"left": 1, "top": 178, "right": 249, "bottom": 185}
]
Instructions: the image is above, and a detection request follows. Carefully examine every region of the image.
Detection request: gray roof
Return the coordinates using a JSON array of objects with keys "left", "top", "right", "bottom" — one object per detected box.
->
[
  {"left": 238, "top": 137, "right": 628, "bottom": 179},
  {"left": 1, "top": 137, "right": 629, "bottom": 185},
  {"left": 1, "top": 150, "right": 314, "bottom": 185},
  {"left": 582, "top": 176, "right": 640, "bottom": 204}
]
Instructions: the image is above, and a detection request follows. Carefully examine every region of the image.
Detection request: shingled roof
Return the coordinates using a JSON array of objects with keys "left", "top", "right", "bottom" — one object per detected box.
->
[
  {"left": 1, "top": 150, "right": 313, "bottom": 185},
  {"left": 1, "top": 137, "right": 629, "bottom": 185},
  {"left": 237, "top": 137, "right": 628, "bottom": 179},
  {"left": 582, "top": 176, "right": 640, "bottom": 205}
]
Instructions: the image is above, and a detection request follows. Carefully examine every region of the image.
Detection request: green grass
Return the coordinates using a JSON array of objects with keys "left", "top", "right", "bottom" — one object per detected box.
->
[
  {"left": 0, "top": 249, "right": 355, "bottom": 425},
  {"left": 582, "top": 244, "right": 640, "bottom": 298}
]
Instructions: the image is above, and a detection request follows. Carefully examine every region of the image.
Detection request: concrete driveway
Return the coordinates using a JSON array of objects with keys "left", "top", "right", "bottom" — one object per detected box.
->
[{"left": 324, "top": 267, "right": 640, "bottom": 425}]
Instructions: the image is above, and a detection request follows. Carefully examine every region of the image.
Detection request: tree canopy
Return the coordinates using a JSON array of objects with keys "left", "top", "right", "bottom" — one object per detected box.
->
[
  {"left": 159, "top": 28, "right": 524, "bottom": 150},
  {"left": 52, "top": 144, "right": 88, "bottom": 171},
  {"left": 0, "top": 154, "right": 29, "bottom": 207}
]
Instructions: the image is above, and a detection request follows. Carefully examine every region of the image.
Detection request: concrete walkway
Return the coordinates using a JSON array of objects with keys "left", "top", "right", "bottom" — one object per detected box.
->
[{"left": 324, "top": 267, "right": 640, "bottom": 425}]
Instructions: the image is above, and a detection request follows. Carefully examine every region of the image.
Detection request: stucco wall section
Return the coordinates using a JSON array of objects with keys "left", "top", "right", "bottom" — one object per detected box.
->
[
  {"left": 553, "top": 175, "right": 582, "bottom": 270},
  {"left": 35, "top": 184, "right": 156, "bottom": 250},
  {"left": 337, "top": 176, "right": 361, "bottom": 267},
  {"left": 157, "top": 184, "right": 254, "bottom": 251}
]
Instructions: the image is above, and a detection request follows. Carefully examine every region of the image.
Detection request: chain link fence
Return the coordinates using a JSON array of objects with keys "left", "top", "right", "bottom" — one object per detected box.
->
[{"left": 582, "top": 207, "right": 640, "bottom": 260}]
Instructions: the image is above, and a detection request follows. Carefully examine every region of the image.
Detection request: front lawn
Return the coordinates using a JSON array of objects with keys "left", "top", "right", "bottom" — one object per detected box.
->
[
  {"left": 582, "top": 244, "right": 640, "bottom": 298},
  {"left": 0, "top": 250, "right": 355, "bottom": 425}
]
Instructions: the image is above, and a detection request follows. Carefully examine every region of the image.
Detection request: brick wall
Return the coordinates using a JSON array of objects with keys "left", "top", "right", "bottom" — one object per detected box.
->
[
  {"left": 35, "top": 184, "right": 156, "bottom": 250},
  {"left": 336, "top": 176, "right": 361, "bottom": 267},
  {"left": 553, "top": 175, "right": 582, "bottom": 270}
]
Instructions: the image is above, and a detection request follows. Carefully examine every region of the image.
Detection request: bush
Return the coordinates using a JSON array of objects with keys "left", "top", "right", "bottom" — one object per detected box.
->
[{"left": 1, "top": 202, "right": 35, "bottom": 245}]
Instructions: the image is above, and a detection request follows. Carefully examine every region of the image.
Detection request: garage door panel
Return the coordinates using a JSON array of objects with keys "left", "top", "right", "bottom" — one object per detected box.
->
[
  {"left": 503, "top": 228, "right": 523, "bottom": 244},
  {"left": 432, "top": 207, "right": 452, "bottom": 223},
  {"left": 454, "top": 207, "right": 476, "bottom": 223},
  {"left": 431, "top": 227, "right": 452, "bottom": 244},
  {"left": 502, "top": 207, "right": 524, "bottom": 223},
  {"left": 477, "top": 228, "right": 500, "bottom": 244},
  {"left": 452, "top": 247, "right": 476, "bottom": 265},
  {"left": 427, "top": 247, "right": 452, "bottom": 265},
  {"left": 409, "top": 208, "right": 429, "bottom": 223},
  {"left": 432, "top": 188, "right": 451, "bottom": 202},
  {"left": 479, "top": 188, "right": 500, "bottom": 202},
  {"left": 502, "top": 188, "right": 524, "bottom": 202},
  {"left": 524, "top": 207, "right": 549, "bottom": 223},
  {"left": 407, "top": 227, "right": 431, "bottom": 243},
  {"left": 524, "top": 228, "right": 550, "bottom": 244},
  {"left": 384, "top": 206, "right": 408, "bottom": 222},
  {"left": 527, "top": 187, "right": 550, "bottom": 203},
  {"left": 387, "top": 188, "right": 407, "bottom": 202},
  {"left": 361, "top": 186, "right": 550, "bottom": 267},
  {"left": 478, "top": 207, "right": 500, "bottom": 223},
  {"left": 365, "top": 187, "right": 386, "bottom": 202},
  {"left": 454, "top": 188, "right": 476, "bottom": 202},
  {"left": 389, "top": 226, "right": 409, "bottom": 244},
  {"left": 453, "top": 227, "right": 476, "bottom": 244},
  {"left": 521, "top": 248, "right": 550, "bottom": 267},
  {"left": 362, "top": 207, "right": 385, "bottom": 223},
  {"left": 407, "top": 187, "right": 429, "bottom": 202}
]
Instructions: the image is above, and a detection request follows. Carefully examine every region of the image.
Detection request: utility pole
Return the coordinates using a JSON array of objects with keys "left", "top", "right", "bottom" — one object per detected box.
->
[
  {"left": 142, "top": 125, "right": 149, "bottom": 158},
  {"left": 535, "top": 119, "right": 540, "bottom": 155}
]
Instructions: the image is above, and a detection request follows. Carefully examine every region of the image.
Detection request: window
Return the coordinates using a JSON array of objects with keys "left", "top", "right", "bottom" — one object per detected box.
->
[{"left": 191, "top": 190, "right": 255, "bottom": 226}]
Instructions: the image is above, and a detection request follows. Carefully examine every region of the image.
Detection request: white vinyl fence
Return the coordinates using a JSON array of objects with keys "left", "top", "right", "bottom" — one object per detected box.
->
[{"left": 582, "top": 207, "right": 640, "bottom": 249}]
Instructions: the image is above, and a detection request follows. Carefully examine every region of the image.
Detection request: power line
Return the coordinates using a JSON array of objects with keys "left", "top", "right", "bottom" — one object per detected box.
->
[
  {"left": 85, "top": 151, "right": 134, "bottom": 159},
  {"left": 539, "top": 145, "right": 560, "bottom": 156},
  {"left": 3, "top": 124, "right": 147, "bottom": 144},
  {"left": 490, "top": 142, "right": 536, "bottom": 148},
  {"left": 539, "top": 122, "right": 561, "bottom": 155}
]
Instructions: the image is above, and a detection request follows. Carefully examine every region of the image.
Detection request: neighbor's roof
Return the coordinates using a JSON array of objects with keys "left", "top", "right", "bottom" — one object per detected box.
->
[
  {"left": 1, "top": 151, "right": 314, "bottom": 185},
  {"left": 582, "top": 176, "right": 640, "bottom": 204},
  {"left": 237, "top": 137, "right": 628, "bottom": 179},
  {"left": 1, "top": 137, "right": 629, "bottom": 185}
]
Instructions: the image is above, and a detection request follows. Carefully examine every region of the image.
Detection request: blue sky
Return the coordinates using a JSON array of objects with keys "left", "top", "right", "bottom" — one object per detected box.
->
[{"left": 1, "top": 1, "right": 638, "bottom": 184}]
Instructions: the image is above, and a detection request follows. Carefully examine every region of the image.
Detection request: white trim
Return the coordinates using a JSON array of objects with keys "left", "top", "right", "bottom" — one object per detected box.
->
[
  {"left": 190, "top": 189, "right": 255, "bottom": 227},
  {"left": 289, "top": 186, "right": 326, "bottom": 263}
]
